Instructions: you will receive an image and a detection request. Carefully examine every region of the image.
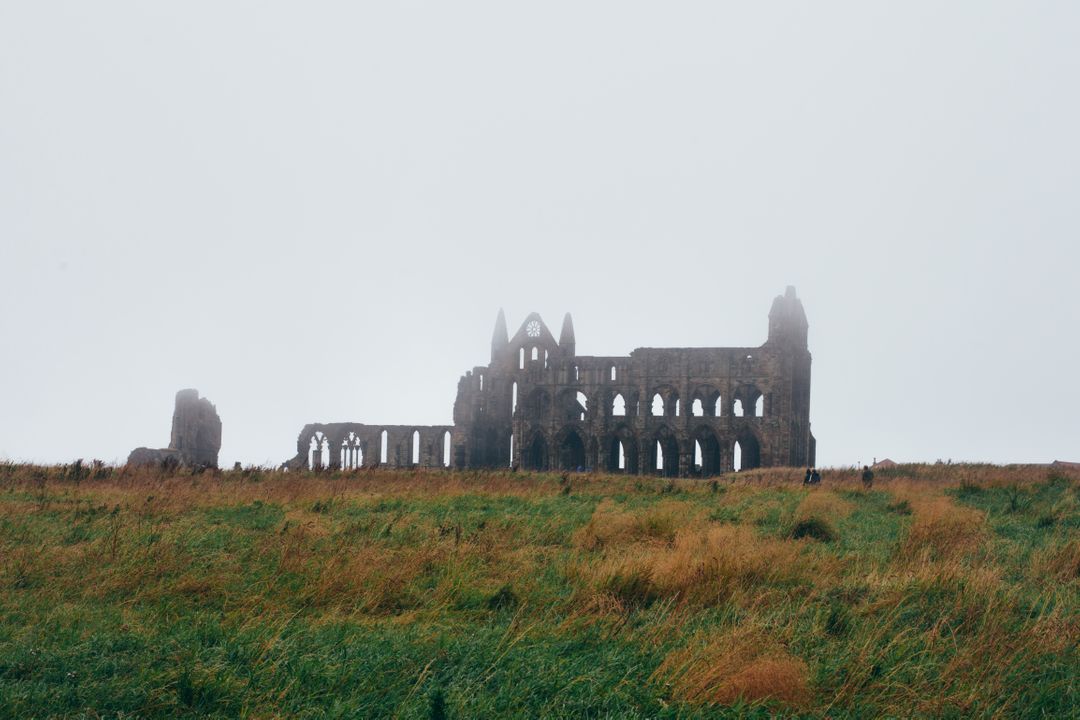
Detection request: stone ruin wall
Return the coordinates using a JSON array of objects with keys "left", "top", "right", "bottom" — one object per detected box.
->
[
  {"left": 128, "top": 389, "right": 222, "bottom": 468},
  {"left": 286, "top": 287, "right": 815, "bottom": 476}
]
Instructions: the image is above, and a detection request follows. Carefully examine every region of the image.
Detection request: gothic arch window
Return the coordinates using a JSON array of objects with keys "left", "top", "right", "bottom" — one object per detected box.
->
[
  {"left": 651, "top": 393, "right": 664, "bottom": 417},
  {"left": 443, "top": 431, "right": 452, "bottom": 467},
  {"left": 380, "top": 430, "right": 388, "bottom": 464},
  {"left": 308, "top": 431, "right": 330, "bottom": 470},
  {"left": 734, "top": 434, "right": 761, "bottom": 471},
  {"left": 411, "top": 430, "right": 421, "bottom": 465},
  {"left": 692, "top": 399, "right": 704, "bottom": 417},
  {"left": 734, "top": 385, "right": 763, "bottom": 419},
  {"left": 612, "top": 393, "right": 626, "bottom": 416},
  {"left": 340, "top": 431, "right": 363, "bottom": 469},
  {"left": 610, "top": 365, "right": 617, "bottom": 382}
]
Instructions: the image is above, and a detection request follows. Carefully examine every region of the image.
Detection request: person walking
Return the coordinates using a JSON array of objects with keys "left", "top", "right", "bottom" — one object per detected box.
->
[
  {"left": 862, "top": 465, "right": 874, "bottom": 489},
  {"left": 810, "top": 467, "right": 821, "bottom": 485},
  {"left": 804, "top": 467, "right": 813, "bottom": 485}
]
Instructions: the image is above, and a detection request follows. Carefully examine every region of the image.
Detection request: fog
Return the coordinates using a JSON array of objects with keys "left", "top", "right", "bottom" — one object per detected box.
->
[{"left": 1, "top": 2, "right": 1077, "bottom": 467}]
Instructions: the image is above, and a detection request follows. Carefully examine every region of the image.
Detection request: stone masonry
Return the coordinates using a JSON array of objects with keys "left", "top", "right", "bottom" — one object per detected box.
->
[
  {"left": 128, "top": 389, "right": 222, "bottom": 468},
  {"left": 286, "top": 287, "right": 815, "bottom": 476}
]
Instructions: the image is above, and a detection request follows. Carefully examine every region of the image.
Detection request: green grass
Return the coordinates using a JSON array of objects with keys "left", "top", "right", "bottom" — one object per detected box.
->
[{"left": 0, "top": 462, "right": 1076, "bottom": 718}]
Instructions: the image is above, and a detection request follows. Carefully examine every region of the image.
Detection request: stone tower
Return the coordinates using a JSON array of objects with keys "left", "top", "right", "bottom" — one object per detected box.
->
[{"left": 128, "top": 389, "right": 222, "bottom": 468}]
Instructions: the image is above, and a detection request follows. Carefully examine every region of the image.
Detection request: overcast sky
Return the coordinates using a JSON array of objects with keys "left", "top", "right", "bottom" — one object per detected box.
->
[{"left": 1, "top": 2, "right": 1077, "bottom": 467}]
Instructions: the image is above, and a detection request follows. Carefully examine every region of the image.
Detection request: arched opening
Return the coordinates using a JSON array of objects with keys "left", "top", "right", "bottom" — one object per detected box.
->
[
  {"left": 576, "top": 391, "right": 588, "bottom": 421},
  {"left": 411, "top": 430, "right": 421, "bottom": 465},
  {"left": 711, "top": 392, "right": 722, "bottom": 417},
  {"left": 673, "top": 398, "right": 680, "bottom": 417},
  {"left": 443, "top": 431, "right": 451, "bottom": 467},
  {"left": 610, "top": 365, "right": 617, "bottom": 381},
  {"left": 693, "top": 427, "right": 721, "bottom": 476},
  {"left": 573, "top": 365, "right": 579, "bottom": 381},
  {"left": 651, "top": 393, "right": 664, "bottom": 417},
  {"left": 692, "top": 388, "right": 721, "bottom": 418},
  {"left": 650, "top": 430, "right": 679, "bottom": 477},
  {"left": 734, "top": 433, "right": 761, "bottom": 471},
  {"left": 519, "top": 348, "right": 525, "bottom": 369},
  {"left": 526, "top": 433, "right": 548, "bottom": 471},
  {"left": 308, "top": 431, "right": 330, "bottom": 470},
  {"left": 340, "top": 431, "right": 363, "bottom": 469},
  {"left": 557, "top": 428, "right": 586, "bottom": 471},
  {"left": 379, "top": 430, "right": 388, "bottom": 464},
  {"left": 734, "top": 385, "right": 763, "bottom": 420},
  {"left": 605, "top": 427, "right": 638, "bottom": 474},
  {"left": 531, "top": 347, "right": 539, "bottom": 362},
  {"left": 509, "top": 433, "right": 514, "bottom": 467},
  {"left": 612, "top": 393, "right": 626, "bottom": 416},
  {"left": 478, "top": 374, "right": 484, "bottom": 391},
  {"left": 512, "top": 381, "right": 518, "bottom": 414},
  {"left": 544, "top": 349, "right": 549, "bottom": 368}
]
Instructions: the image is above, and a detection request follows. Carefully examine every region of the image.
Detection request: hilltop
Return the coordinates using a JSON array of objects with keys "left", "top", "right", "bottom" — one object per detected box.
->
[{"left": 0, "top": 462, "right": 1076, "bottom": 718}]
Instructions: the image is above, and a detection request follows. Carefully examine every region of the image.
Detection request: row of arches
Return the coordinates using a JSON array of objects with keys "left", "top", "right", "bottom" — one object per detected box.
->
[
  {"left": 516, "top": 385, "right": 767, "bottom": 422},
  {"left": 520, "top": 425, "right": 762, "bottom": 476},
  {"left": 306, "top": 429, "right": 453, "bottom": 470}
]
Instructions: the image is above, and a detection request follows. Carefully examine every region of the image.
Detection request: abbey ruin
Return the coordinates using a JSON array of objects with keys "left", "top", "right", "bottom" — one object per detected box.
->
[
  {"left": 286, "top": 287, "right": 815, "bottom": 476},
  {"left": 128, "top": 389, "right": 222, "bottom": 468}
]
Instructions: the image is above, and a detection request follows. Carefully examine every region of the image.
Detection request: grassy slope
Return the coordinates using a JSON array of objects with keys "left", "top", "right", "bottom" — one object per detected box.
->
[{"left": 0, "top": 463, "right": 1076, "bottom": 719}]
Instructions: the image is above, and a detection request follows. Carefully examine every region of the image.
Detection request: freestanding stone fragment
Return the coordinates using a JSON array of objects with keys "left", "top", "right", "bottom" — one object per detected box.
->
[{"left": 128, "top": 389, "right": 222, "bottom": 468}]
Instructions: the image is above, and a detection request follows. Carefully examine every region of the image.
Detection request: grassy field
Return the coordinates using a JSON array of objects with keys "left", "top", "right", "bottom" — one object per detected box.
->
[{"left": 0, "top": 462, "right": 1076, "bottom": 719}]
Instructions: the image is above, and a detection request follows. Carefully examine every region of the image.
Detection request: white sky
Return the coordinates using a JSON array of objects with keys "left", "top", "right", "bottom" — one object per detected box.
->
[{"left": 1, "top": 2, "right": 1077, "bottom": 467}]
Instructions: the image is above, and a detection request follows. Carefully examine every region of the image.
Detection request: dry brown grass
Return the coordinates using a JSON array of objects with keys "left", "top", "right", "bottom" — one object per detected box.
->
[
  {"left": 574, "top": 524, "right": 809, "bottom": 611},
  {"left": 899, "top": 495, "right": 986, "bottom": 562},
  {"left": 794, "top": 490, "right": 854, "bottom": 522},
  {"left": 1029, "top": 537, "right": 1080, "bottom": 584},
  {"left": 573, "top": 498, "right": 696, "bottom": 550},
  {"left": 654, "top": 624, "right": 810, "bottom": 708}
]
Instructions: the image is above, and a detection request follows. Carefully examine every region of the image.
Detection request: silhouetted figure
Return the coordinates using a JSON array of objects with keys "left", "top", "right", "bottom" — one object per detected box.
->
[
  {"left": 804, "top": 468, "right": 813, "bottom": 485},
  {"left": 862, "top": 465, "right": 874, "bottom": 488},
  {"left": 810, "top": 468, "right": 821, "bottom": 485}
]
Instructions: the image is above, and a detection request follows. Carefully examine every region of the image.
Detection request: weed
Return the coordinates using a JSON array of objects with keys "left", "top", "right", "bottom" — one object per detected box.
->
[
  {"left": 486, "top": 584, "right": 518, "bottom": 611},
  {"left": 790, "top": 517, "right": 837, "bottom": 542}
]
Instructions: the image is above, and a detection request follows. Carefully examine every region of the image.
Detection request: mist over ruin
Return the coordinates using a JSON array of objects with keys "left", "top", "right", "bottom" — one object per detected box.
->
[
  {"left": 287, "top": 288, "right": 815, "bottom": 476},
  {"left": 1, "top": 4, "right": 1077, "bottom": 466}
]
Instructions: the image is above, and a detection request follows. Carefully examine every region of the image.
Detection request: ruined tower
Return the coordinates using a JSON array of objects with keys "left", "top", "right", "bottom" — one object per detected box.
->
[{"left": 128, "top": 389, "right": 222, "bottom": 468}]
